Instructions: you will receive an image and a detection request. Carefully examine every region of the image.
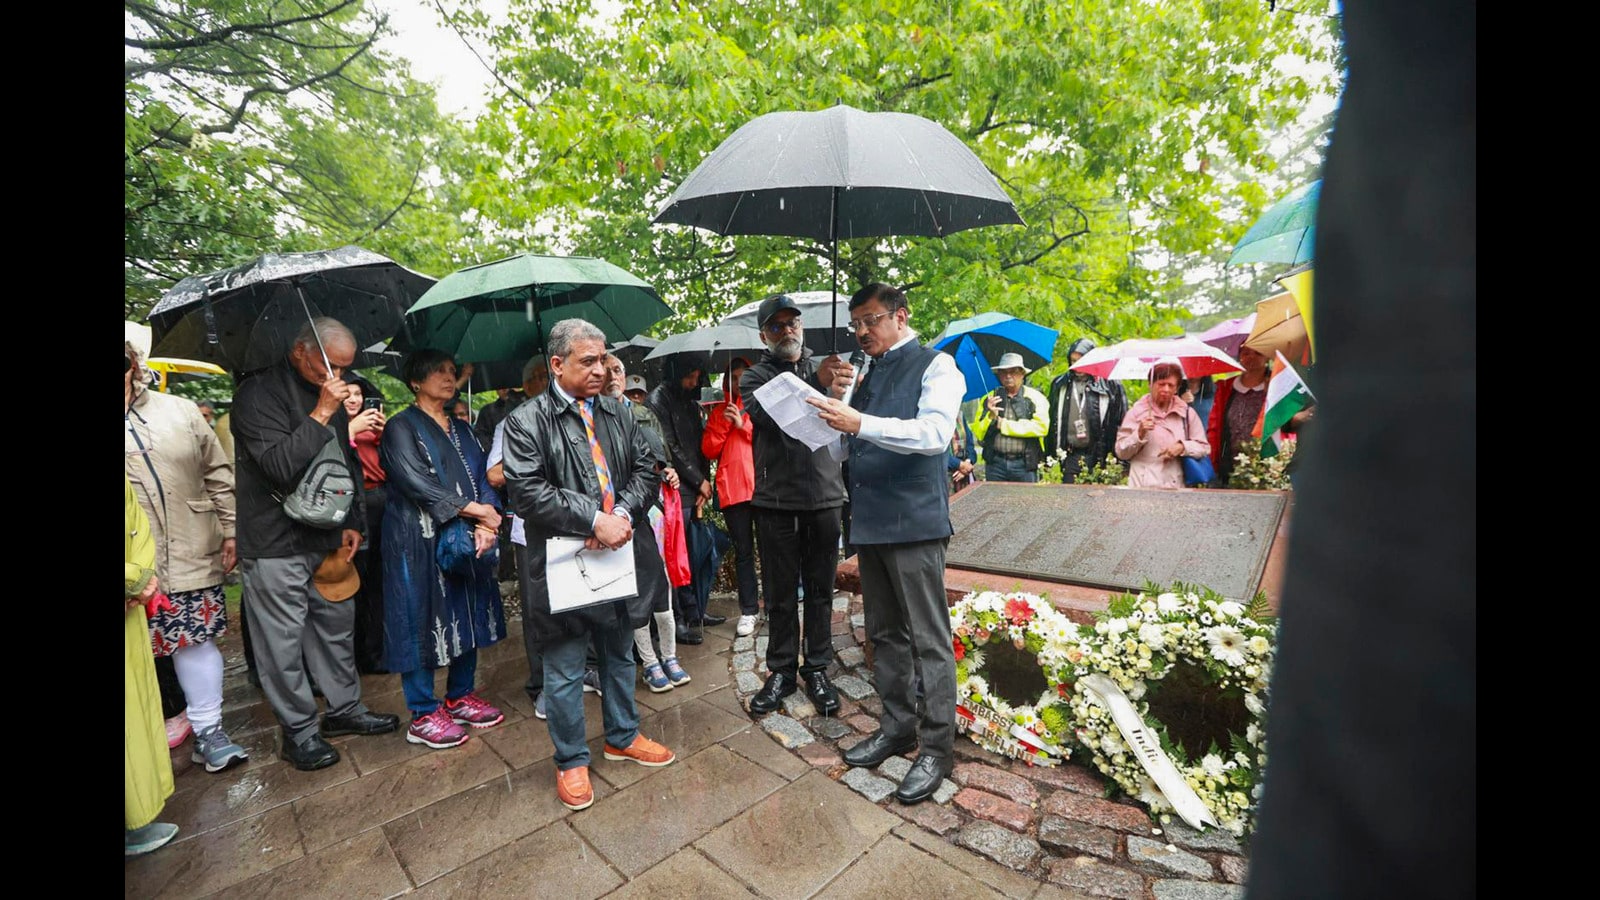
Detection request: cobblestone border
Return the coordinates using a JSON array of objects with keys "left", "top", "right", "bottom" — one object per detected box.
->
[{"left": 728, "top": 590, "right": 1252, "bottom": 900}]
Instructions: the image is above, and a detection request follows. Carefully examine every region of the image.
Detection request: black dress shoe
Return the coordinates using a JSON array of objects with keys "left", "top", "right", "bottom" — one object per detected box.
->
[
  {"left": 321, "top": 710, "right": 400, "bottom": 737},
  {"left": 748, "top": 672, "right": 797, "bottom": 715},
  {"left": 675, "top": 625, "right": 704, "bottom": 646},
  {"left": 803, "top": 670, "right": 840, "bottom": 717},
  {"left": 893, "top": 754, "right": 951, "bottom": 805},
  {"left": 698, "top": 613, "right": 727, "bottom": 627},
  {"left": 842, "top": 729, "right": 917, "bottom": 768},
  {"left": 280, "top": 731, "right": 340, "bottom": 771}
]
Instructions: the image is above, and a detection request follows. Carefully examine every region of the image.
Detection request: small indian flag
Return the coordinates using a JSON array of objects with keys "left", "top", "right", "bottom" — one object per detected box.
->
[{"left": 1261, "top": 351, "right": 1316, "bottom": 458}]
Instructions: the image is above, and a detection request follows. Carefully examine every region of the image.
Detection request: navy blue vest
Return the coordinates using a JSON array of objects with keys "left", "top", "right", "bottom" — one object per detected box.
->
[{"left": 847, "top": 341, "right": 954, "bottom": 545}]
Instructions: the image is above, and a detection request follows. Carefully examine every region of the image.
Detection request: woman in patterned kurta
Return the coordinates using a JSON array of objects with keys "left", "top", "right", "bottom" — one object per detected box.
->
[{"left": 380, "top": 350, "right": 508, "bottom": 749}]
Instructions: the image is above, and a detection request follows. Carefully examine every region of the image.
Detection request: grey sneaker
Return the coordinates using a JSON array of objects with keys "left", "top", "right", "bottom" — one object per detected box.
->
[
  {"left": 582, "top": 668, "right": 604, "bottom": 696},
  {"left": 191, "top": 725, "right": 249, "bottom": 773},
  {"left": 125, "top": 822, "right": 179, "bottom": 857},
  {"left": 535, "top": 691, "right": 547, "bottom": 720}
]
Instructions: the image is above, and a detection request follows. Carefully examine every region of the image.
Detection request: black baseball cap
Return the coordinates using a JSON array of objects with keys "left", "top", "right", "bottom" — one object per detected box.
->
[{"left": 756, "top": 293, "right": 801, "bottom": 328}]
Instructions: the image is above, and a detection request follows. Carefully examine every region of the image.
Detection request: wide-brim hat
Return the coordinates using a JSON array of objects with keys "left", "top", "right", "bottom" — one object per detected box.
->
[
  {"left": 312, "top": 550, "right": 360, "bottom": 602},
  {"left": 990, "top": 351, "right": 1030, "bottom": 373}
]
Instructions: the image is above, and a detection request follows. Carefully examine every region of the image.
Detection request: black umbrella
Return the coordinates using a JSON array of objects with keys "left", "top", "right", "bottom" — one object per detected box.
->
[
  {"left": 147, "top": 246, "right": 435, "bottom": 375},
  {"left": 610, "top": 334, "right": 664, "bottom": 385},
  {"left": 644, "top": 324, "right": 765, "bottom": 372},
  {"left": 652, "top": 103, "right": 1023, "bottom": 349}
]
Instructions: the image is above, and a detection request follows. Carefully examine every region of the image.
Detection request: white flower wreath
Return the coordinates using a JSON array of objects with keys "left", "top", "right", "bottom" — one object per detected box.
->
[
  {"left": 950, "top": 591, "right": 1082, "bottom": 766},
  {"left": 1067, "top": 584, "right": 1275, "bottom": 835}
]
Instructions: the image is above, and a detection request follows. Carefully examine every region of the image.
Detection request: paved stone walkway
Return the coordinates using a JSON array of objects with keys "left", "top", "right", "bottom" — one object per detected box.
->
[{"left": 126, "top": 590, "right": 1249, "bottom": 899}]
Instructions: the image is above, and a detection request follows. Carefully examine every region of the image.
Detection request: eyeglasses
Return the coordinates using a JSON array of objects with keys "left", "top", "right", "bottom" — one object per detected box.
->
[
  {"left": 574, "top": 549, "right": 629, "bottom": 592},
  {"left": 847, "top": 311, "right": 893, "bottom": 333},
  {"left": 764, "top": 318, "right": 801, "bottom": 335}
]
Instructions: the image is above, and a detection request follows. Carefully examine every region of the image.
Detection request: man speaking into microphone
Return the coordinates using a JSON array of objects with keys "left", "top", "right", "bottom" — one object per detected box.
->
[{"left": 808, "top": 283, "right": 965, "bottom": 805}]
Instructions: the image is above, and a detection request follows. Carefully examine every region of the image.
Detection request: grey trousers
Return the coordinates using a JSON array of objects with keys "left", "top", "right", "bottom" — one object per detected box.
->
[
  {"left": 857, "top": 538, "right": 955, "bottom": 759},
  {"left": 242, "top": 551, "right": 367, "bottom": 744}
]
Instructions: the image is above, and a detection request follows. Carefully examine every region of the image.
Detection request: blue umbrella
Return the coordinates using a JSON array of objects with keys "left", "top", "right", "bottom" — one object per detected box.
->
[{"left": 931, "top": 312, "right": 1059, "bottom": 401}]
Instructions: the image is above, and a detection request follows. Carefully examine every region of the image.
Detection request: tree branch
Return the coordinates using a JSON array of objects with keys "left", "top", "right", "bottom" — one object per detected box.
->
[
  {"left": 433, "top": 0, "right": 539, "bottom": 113},
  {"left": 125, "top": 0, "right": 360, "bottom": 53}
]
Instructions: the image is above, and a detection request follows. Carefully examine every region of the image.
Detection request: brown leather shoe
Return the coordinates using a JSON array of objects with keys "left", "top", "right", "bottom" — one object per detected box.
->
[
  {"left": 603, "top": 734, "right": 676, "bottom": 767},
  {"left": 556, "top": 765, "right": 594, "bottom": 810}
]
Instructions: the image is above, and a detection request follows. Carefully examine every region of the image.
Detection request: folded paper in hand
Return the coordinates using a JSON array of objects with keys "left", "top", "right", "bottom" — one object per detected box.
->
[
  {"left": 546, "top": 536, "right": 637, "bottom": 612},
  {"left": 750, "top": 372, "right": 839, "bottom": 451}
]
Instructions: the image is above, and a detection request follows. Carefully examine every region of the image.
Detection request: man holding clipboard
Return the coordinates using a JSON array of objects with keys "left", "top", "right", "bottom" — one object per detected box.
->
[{"left": 501, "top": 319, "right": 677, "bottom": 812}]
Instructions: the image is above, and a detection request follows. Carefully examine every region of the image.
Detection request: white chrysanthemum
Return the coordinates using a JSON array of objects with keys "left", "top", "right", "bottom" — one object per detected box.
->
[
  {"left": 1201, "top": 754, "right": 1226, "bottom": 777},
  {"left": 1246, "top": 723, "right": 1262, "bottom": 745},
  {"left": 1206, "top": 626, "right": 1248, "bottom": 667},
  {"left": 1137, "top": 776, "right": 1169, "bottom": 810},
  {"left": 1105, "top": 618, "right": 1129, "bottom": 636},
  {"left": 1157, "top": 592, "right": 1183, "bottom": 613},
  {"left": 1244, "top": 692, "right": 1265, "bottom": 715},
  {"left": 1138, "top": 622, "right": 1166, "bottom": 649},
  {"left": 1100, "top": 732, "right": 1126, "bottom": 755},
  {"left": 1125, "top": 679, "right": 1147, "bottom": 701},
  {"left": 1235, "top": 750, "right": 1252, "bottom": 767},
  {"left": 1216, "top": 600, "right": 1245, "bottom": 619},
  {"left": 1248, "top": 635, "right": 1271, "bottom": 655}
]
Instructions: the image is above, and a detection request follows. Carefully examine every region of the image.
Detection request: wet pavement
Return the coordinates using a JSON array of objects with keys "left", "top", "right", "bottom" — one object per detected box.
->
[{"left": 125, "top": 593, "right": 1086, "bottom": 899}]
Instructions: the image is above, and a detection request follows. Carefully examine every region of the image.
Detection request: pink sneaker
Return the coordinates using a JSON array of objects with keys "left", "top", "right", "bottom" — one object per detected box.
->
[
  {"left": 406, "top": 708, "right": 470, "bottom": 749},
  {"left": 444, "top": 692, "right": 506, "bottom": 729},
  {"left": 165, "top": 711, "right": 192, "bottom": 750}
]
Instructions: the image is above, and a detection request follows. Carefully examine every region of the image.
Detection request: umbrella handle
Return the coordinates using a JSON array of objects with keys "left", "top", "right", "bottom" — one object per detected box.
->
[
  {"left": 295, "top": 283, "right": 335, "bottom": 377},
  {"left": 830, "top": 186, "right": 839, "bottom": 355}
]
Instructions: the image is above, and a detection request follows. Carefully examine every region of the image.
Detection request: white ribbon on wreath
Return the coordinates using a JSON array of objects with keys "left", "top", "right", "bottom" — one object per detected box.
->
[{"left": 1078, "top": 673, "right": 1220, "bottom": 831}]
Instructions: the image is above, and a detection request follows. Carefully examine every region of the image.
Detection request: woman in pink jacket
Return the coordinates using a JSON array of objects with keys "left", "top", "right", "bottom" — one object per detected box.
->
[
  {"left": 1115, "top": 362, "right": 1210, "bottom": 489},
  {"left": 701, "top": 355, "right": 761, "bottom": 637}
]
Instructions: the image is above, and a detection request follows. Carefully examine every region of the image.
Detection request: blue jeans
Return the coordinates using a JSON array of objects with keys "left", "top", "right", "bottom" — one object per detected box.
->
[
  {"left": 401, "top": 650, "right": 478, "bottom": 718},
  {"left": 985, "top": 455, "right": 1037, "bottom": 482},
  {"left": 545, "top": 620, "right": 639, "bottom": 771}
]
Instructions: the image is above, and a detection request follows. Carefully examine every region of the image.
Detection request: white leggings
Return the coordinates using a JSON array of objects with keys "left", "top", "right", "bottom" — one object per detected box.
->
[
  {"left": 633, "top": 610, "right": 678, "bottom": 668},
  {"left": 172, "top": 640, "right": 225, "bottom": 732}
]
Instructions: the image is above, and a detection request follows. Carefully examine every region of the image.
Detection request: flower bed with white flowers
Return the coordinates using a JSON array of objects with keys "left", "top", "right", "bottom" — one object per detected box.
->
[
  {"left": 1066, "top": 585, "right": 1275, "bottom": 835},
  {"left": 950, "top": 591, "right": 1081, "bottom": 766}
]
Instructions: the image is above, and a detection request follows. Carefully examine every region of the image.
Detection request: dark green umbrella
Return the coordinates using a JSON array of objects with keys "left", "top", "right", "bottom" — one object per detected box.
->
[
  {"left": 1229, "top": 180, "right": 1320, "bottom": 266},
  {"left": 399, "top": 253, "right": 672, "bottom": 364}
]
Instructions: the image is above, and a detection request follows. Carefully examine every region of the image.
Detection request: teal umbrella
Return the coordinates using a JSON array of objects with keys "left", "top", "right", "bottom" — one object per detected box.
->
[
  {"left": 399, "top": 253, "right": 672, "bottom": 364},
  {"left": 1228, "top": 180, "right": 1319, "bottom": 266}
]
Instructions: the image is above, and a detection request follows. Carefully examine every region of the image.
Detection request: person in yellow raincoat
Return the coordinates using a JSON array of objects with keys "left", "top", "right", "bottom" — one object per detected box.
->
[{"left": 126, "top": 472, "right": 178, "bottom": 856}]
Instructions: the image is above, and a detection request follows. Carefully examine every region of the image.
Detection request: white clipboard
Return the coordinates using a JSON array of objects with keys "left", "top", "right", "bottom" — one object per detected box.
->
[{"left": 546, "top": 536, "right": 637, "bottom": 612}]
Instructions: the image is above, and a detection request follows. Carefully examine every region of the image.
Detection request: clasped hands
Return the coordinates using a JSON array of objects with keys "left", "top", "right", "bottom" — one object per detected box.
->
[{"left": 586, "top": 509, "right": 632, "bottom": 552}]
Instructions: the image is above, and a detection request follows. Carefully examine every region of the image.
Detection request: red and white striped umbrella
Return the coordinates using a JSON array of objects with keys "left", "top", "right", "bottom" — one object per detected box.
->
[{"left": 1069, "top": 336, "right": 1243, "bottom": 381}]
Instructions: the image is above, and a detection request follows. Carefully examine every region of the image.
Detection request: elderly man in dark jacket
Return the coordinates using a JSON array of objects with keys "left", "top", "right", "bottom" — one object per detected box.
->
[
  {"left": 502, "top": 318, "right": 677, "bottom": 812},
  {"left": 1045, "top": 337, "right": 1129, "bottom": 482},
  {"left": 231, "top": 317, "right": 399, "bottom": 771},
  {"left": 645, "top": 352, "right": 725, "bottom": 641},
  {"left": 739, "top": 293, "right": 855, "bottom": 717}
]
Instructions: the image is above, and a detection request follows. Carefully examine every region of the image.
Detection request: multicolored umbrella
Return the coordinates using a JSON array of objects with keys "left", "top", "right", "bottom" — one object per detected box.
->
[
  {"left": 1228, "top": 180, "right": 1319, "bottom": 266},
  {"left": 931, "top": 312, "right": 1059, "bottom": 401},
  {"left": 1069, "top": 336, "right": 1243, "bottom": 382}
]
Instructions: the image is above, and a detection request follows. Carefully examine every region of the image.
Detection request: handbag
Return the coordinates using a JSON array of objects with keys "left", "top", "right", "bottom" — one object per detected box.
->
[
  {"left": 1180, "top": 408, "right": 1216, "bottom": 487},
  {"left": 281, "top": 425, "right": 357, "bottom": 529},
  {"left": 414, "top": 411, "right": 497, "bottom": 576}
]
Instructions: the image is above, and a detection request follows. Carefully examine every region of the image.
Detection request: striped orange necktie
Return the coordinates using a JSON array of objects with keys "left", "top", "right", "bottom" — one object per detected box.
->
[{"left": 576, "top": 398, "right": 614, "bottom": 512}]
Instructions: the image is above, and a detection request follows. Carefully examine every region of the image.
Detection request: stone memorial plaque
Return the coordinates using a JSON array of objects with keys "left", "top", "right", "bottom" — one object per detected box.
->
[{"left": 945, "top": 482, "right": 1287, "bottom": 599}]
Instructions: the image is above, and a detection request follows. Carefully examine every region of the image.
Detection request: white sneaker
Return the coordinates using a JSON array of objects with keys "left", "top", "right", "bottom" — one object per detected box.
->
[{"left": 736, "top": 615, "right": 758, "bottom": 637}]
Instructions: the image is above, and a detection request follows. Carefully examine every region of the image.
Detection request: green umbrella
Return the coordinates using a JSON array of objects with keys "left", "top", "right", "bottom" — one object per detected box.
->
[
  {"left": 1228, "top": 180, "right": 1319, "bottom": 266},
  {"left": 399, "top": 253, "right": 672, "bottom": 364}
]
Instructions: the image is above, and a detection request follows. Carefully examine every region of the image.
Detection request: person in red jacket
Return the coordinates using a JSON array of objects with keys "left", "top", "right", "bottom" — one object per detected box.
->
[{"left": 701, "top": 354, "right": 761, "bottom": 637}]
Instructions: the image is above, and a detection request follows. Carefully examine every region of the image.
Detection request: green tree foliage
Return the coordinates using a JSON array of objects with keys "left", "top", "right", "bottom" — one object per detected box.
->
[
  {"left": 456, "top": 0, "right": 1338, "bottom": 372},
  {"left": 124, "top": 0, "right": 484, "bottom": 320}
]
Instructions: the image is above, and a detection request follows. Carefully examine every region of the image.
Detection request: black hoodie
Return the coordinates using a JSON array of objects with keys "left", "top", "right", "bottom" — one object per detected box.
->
[{"left": 739, "top": 347, "right": 846, "bottom": 511}]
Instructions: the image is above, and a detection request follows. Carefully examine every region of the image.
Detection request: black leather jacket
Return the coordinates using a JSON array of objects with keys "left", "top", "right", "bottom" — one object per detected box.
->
[
  {"left": 501, "top": 389, "right": 661, "bottom": 646},
  {"left": 1045, "top": 371, "right": 1128, "bottom": 465},
  {"left": 739, "top": 348, "right": 846, "bottom": 511}
]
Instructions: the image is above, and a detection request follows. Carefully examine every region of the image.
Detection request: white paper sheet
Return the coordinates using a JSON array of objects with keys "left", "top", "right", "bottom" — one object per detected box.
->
[
  {"left": 545, "top": 536, "right": 637, "bottom": 611},
  {"left": 750, "top": 371, "right": 842, "bottom": 451}
]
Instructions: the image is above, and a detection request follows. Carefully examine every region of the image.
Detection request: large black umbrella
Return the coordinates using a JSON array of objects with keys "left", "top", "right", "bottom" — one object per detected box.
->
[
  {"left": 652, "top": 103, "right": 1023, "bottom": 349},
  {"left": 147, "top": 246, "right": 435, "bottom": 375}
]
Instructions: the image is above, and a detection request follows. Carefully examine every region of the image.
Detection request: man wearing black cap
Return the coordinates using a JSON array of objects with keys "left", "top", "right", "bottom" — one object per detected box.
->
[
  {"left": 1045, "top": 337, "right": 1128, "bottom": 483},
  {"left": 739, "top": 293, "right": 856, "bottom": 717}
]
